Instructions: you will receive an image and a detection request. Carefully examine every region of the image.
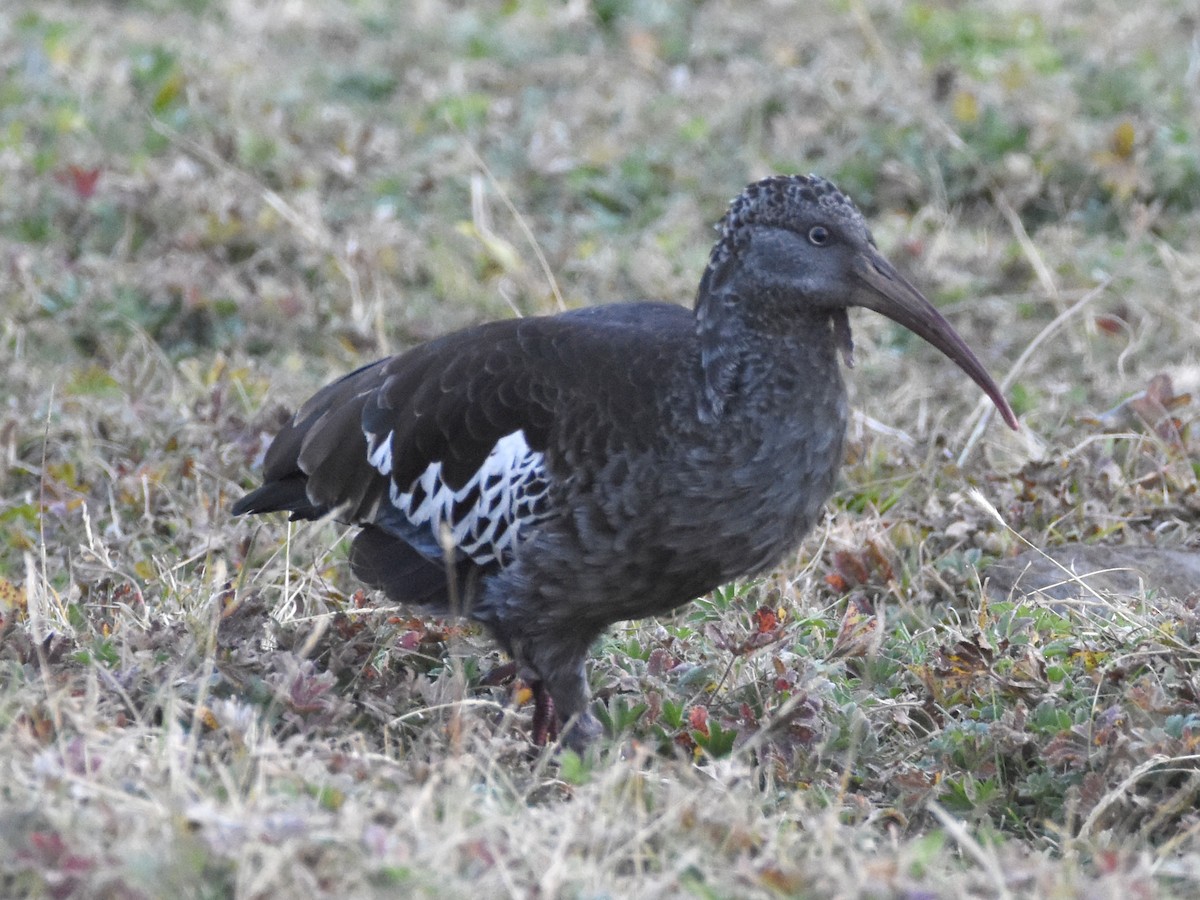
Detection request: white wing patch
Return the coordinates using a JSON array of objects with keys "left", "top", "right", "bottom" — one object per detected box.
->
[
  {"left": 366, "top": 430, "right": 393, "bottom": 475},
  {"left": 384, "top": 429, "right": 550, "bottom": 565}
]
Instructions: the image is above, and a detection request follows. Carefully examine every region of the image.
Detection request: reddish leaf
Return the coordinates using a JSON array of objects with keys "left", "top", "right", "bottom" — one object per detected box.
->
[
  {"left": 647, "top": 647, "right": 678, "bottom": 676},
  {"left": 752, "top": 606, "right": 779, "bottom": 633},
  {"left": 832, "top": 549, "right": 870, "bottom": 586},
  {"left": 333, "top": 612, "right": 364, "bottom": 640},
  {"left": 864, "top": 541, "right": 895, "bottom": 583},
  {"left": 933, "top": 634, "right": 995, "bottom": 676},
  {"left": 829, "top": 542, "right": 895, "bottom": 590},
  {"left": 739, "top": 702, "right": 759, "bottom": 728},
  {"left": 29, "top": 831, "right": 68, "bottom": 859},
  {"left": 56, "top": 165, "right": 102, "bottom": 200},
  {"left": 916, "top": 631, "right": 1002, "bottom": 703},
  {"left": 829, "top": 594, "right": 880, "bottom": 659},
  {"left": 1084, "top": 373, "right": 1191, "bottom": 446},
  {"left": 396, "top": 629, "right": 423, "bottom": 651}
]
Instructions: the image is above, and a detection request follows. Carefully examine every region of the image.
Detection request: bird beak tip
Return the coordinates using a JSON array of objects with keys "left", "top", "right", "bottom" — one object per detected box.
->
[{"left": 853, "top": 250, "right": 1019, "bottom": 434}]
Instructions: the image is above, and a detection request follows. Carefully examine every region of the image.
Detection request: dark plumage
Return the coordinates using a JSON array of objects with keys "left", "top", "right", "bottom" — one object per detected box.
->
[{"left": 233, "top": 175, "right": 1017, "bottom": 749}]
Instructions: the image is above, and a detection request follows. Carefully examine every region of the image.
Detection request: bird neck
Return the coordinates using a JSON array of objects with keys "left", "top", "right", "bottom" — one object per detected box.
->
[{"left": 693, "top": 288, "right": 846, "bottom": 424}]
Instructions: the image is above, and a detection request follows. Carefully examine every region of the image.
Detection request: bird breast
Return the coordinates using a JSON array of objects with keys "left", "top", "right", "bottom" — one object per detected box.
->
[{"left": 534, "top": 354, "right": 850, "bottom": 620}]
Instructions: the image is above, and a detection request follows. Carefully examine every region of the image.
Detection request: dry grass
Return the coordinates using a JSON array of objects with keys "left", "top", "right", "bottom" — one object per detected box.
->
[{"left": 3, "top": 0, "right": 1200, "bottom": 896}]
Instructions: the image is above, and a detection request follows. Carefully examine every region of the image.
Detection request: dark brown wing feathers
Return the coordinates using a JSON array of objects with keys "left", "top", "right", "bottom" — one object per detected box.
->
[{"left": 233, "top": 304, "right": 695, "bottom": 525}]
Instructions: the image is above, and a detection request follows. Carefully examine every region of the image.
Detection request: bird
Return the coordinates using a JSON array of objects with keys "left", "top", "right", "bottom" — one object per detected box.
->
[{"left": 232, "top": 174, "right": 1018, "bottom": 750}]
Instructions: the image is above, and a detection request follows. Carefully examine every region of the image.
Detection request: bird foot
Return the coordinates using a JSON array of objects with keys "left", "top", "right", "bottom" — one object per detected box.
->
[{"left": 558, "top": 712, "right": 603, "bottom": 753}]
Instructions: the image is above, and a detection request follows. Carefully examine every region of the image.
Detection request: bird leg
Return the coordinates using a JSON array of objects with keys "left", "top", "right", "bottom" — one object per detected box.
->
[
  {"left": 483, "top": 662, "right": 558, "bottom": 745},
  {"left": 530, "top": 680, "right": 559, "bottom": 746},
  {"left": 528, "top": 653, "right": 602, "bottom": 752},
  {"left": 498, "top": 624, "right": 602, "bottom": 749}
]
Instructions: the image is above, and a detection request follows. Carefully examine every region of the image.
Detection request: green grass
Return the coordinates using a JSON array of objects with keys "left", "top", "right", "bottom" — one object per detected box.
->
[{"left": 2, "top": 0, "right": 1200, "bottom": 896}]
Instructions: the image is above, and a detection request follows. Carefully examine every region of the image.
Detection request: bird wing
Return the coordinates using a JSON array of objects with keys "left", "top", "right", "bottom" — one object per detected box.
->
[{"left": 233, "top": 303, "right": 693, "bottom": 565}]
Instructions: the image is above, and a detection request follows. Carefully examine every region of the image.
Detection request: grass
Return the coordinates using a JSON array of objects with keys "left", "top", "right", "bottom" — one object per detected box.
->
[{"left": 2, "top": 0, "right": 1200, "bottom": 896}]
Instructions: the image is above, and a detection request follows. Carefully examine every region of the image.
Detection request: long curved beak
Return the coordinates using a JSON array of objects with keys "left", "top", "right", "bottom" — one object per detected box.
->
[{"left": 853, "top": 249, "right": 1019, "bottom": 431}]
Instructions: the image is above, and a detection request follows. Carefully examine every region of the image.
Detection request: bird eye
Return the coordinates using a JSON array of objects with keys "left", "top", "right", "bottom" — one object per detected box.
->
[{"left": 808, "top": 225, "right": 830, "bottom": 246}]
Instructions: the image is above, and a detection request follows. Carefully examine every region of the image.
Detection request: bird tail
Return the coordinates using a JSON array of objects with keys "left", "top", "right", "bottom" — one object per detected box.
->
[{"left": 231, "top": 475, "right": 327, "bottom": 520}]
